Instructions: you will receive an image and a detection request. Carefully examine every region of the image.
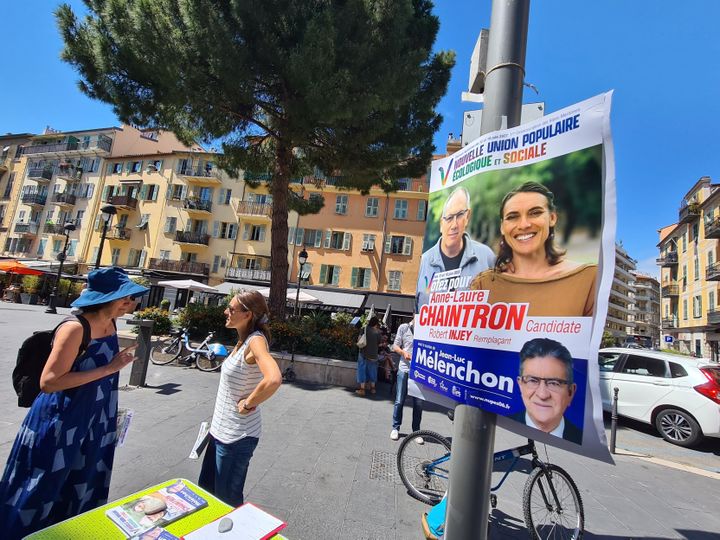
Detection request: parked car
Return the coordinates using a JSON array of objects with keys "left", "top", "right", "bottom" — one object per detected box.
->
[{"left": 598, "top": 348, "right": 720, "bottom": 447}]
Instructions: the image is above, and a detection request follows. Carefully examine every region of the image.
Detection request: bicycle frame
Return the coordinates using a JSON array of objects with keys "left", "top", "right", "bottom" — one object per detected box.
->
[{"left": 181, "top": 332, "right": 214, "bottom": 355}]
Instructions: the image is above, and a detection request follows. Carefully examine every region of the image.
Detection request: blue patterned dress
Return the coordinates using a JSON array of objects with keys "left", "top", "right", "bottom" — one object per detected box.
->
[{"left": 0, "top": 333, "right": 120, "bottom": 540}]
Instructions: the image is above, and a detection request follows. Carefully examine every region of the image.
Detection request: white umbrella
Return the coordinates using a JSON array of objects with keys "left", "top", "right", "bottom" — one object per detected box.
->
[
  {"left": 367, "top": 304, "right": 375, "bottom": 320},
  {"left": 157, "top": 279, "right": 218, "bottom": 293},
  {"left": 255, "top": 287, "right": 321, "bottom": 303},
  {"left": 382, "top": 304, "right": 392, "bottom": 326}
]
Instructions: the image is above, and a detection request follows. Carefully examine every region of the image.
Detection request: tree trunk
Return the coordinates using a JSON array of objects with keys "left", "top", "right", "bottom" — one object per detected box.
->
[{"left": 269, "top": 139, "right": 292, "bottom": 320}]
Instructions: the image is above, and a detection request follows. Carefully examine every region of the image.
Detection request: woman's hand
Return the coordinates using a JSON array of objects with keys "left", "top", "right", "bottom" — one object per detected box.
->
[
  {"left": 237, "top": 398, "right": 256, "bottom": 416},
  {"left": 108, "top": 345, "right": 138, "bottom": 373}
]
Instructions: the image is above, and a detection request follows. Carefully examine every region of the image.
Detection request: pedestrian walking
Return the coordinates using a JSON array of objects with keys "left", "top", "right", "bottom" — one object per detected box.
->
[
  {"left": 390, "top": 319, "right": 424, "bottom": 444},
  {"left": 0, "top": 267, "right": 148, "bottom": 539},
  {"left": 355, "top": 316, "right": 381, "bottom": 396},
  {"left": 199, "top": 289, "right": 282, "bottom": 507}
]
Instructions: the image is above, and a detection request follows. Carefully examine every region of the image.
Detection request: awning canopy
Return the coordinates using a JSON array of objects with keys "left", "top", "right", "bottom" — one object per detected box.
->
[
  {"left": 213, "top": 282, "right": 266, "bottom": 295},
  {"left": 157, "top": 279, "right": 218, "bottom": 293},
  {"left": 363, "top": 293, "right": 415, "bottom": 314},
  {"left": 255, "top": 287, "right": 321, "bottom": 304}
]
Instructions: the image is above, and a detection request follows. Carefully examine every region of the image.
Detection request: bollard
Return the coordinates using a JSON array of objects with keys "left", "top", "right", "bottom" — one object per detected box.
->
[
  {"left": 610, "top": 387, "right": 619, "bottom": 454},
  {"left": 127, "top": 319, "right": 154, "bottom": 387}
]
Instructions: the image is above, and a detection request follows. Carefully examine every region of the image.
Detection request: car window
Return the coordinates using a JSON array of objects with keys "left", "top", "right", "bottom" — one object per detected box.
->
[
  {"left": 669, "top": 362, "right": 688, "bottom": 378},
  {"left": 620, "top": 355, "right": 669, "bottom": 378},
  {"left": 598, "top": 352, "right": 622, "bottom": 372}
]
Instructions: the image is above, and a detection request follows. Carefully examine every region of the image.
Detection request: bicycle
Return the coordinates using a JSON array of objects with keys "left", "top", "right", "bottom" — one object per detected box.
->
[
  {"left": 150, "top": 328, "right": 229, "bottom": 372},
  {"left": 396, "top": 430, "right": 584, "bottom": 539}
]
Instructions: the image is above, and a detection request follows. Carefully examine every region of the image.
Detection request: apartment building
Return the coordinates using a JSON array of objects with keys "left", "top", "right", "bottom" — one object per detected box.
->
[
  {"left": 604, "top": 243, "right": 637, "bottom": 345},
  {"left": 1, "top": 126, "right": 193, "bottom": 270},
  {"left": 0, "top": 134, "right": 33, "bottom": 245},
  {"left": 628, "top": 272, "right": 661, "bottom": 348},
  {"left": 658, "top": 176, "right": 720, "bottom": 360}
]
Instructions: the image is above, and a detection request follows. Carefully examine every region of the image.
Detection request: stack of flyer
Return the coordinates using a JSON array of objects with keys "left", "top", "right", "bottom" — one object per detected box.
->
[
  {"left": 182, "top": 503, "right": 286, "bottom": 540},
  {"left": 106, "top": 480, "right": 208, "bottom": 537}
]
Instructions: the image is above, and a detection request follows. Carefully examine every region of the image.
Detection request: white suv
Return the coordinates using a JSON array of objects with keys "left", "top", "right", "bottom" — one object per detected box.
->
[{"left": 598, "top": 348, "right": 720, "bottom": 447}]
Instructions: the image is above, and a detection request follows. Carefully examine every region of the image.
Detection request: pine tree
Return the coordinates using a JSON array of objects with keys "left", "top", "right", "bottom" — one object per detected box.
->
[{"left": 57, "top": 0, "right": 454, "bottom": 318}]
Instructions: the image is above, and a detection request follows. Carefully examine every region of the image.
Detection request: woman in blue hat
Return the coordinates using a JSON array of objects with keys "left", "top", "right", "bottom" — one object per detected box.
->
[{"left": 0, "top": 267, "right": 149, "bottom": 539}]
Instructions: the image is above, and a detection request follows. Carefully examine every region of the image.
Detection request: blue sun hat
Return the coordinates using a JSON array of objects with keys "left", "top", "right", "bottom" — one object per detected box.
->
[{"left": 71, "top": 267, "right": 149, "bottom": 308}]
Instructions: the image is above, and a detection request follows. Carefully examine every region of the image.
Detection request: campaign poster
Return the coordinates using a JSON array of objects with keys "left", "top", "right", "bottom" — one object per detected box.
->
[{"left": 411, "top": 92, "right": 615, "bottom": 462}]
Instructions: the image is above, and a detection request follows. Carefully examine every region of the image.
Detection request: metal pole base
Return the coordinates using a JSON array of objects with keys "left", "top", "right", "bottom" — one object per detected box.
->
[{"left": 45, "top": 294, "right": 58, "bottom": 314}]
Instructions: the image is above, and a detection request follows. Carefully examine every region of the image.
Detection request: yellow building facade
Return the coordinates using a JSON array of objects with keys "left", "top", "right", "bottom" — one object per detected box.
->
[
  {"left": 0, "top": 134, "right": 33, "bottom": 249},
  {"left": 658, "top": 176, "right": 720, "bottom": 360}
]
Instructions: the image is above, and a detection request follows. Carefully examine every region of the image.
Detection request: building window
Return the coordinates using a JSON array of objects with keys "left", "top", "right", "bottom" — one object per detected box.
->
[
  {"left": 36, "top": 239, "right": 46, "bottom": 256},
  {"left": 169, "top": 184, "right": 186, "bottom": 200},
  {"left": 164, "top": 217, "right": 177, "bottom": 233},
  {"left": 52, "top": 239, "right": 62, "bottom": 253},
  {"left": 682, "top": 233, "right": 687, "bottom": 252},
  {"left": 140, "top": 184, "right": 159, "bottom": 201},
  {"left": 365, "top": 197, "right": 379, "bottom": 217},
  {"left": 212, "top": 255, "right": 221, "bottom": 274},
  {"left": 692, "top": 222, "right": 699, "bottom": 242},
  {"left": 324, "top": 231, "right": 351, "bottom": 250},
  {"left": 293, "top": 228, "right": 323, "bottom": 247},
  {"left": 682, "top": 298, "right": 688, "bottom": 320},
  {"left": 362, "top": 233, "right": 376, "bottom": 252},
  {"left": 388, "top": 270, "right": 402, "bottom": 291},
  {"left": 218, "top": 188, "right": 232, "bottom": 205},
  {"left": 111, "top": 248, "right": 121, "bottom": 266},
  {"left": 112, "top": 163, "right": 122, "bottom": 174},
  {"left": 127, "top": 249, "right": 142, "bottom": 267},
  {"left": 386, "top": 235, "right": 413, "bottom": 255},
  {"left": 159, "top": 250, "right": 171, "bottom": 260},
  {"left": 417, "top": 200, "right": 427, "bottom": 221},
  {"left": 130, "top": 161, "right": 142, "bottom": 173},
  {"left": 244, "top": 224, "right": 266, "bottom": 242},
  {"left": 394, "top": 199, "right": 408, "bottom": 219},
  {"left": 3, "top": 173, "right": 15, "bottom": 198},
  {"left": 319, "top": 264, "right": 341, "bottom": 285},
  {"left": 335, "top": 195, "right": 348, "bottom": 215},
  {"left": 710, "top": 291, "right": 715, "bottom": 311},
  {"left": 351, "top": 267, "right": 372, "bottom": 289},
  {"left": 693, "top": 295, "right": 702, "bottom": 318}
]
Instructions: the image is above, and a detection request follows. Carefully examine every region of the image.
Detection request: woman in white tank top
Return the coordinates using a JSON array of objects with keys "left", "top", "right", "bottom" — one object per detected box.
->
[{"left": 198, "top": 290, "right": 282, "bottom": 506}]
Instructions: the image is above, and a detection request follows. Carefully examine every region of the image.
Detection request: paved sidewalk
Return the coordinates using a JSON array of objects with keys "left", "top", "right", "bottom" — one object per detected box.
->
[{"left": 0, "top": 303, "right": 719, "bottom": 539}]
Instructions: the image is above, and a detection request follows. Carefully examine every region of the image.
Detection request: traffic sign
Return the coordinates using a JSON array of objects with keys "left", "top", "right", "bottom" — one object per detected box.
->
[{"left": 664, "top": 335, "right": 673, "bottom": 343}]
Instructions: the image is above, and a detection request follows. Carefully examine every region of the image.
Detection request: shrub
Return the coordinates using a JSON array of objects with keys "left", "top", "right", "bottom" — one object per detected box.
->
[
  {"left": 176, "top": 303, "right": 235, "bottom": 342},
  {"left": 22, "top": 275, "right": 43, "bottom": 293},
  {"left": 160, "top": 299, "right": 171, "bottom": 311},
  {"left": 131, "top": 276, "right": 151, "bottom": 288},
  {"left": 270, "top": 314, "right": 358, "bottom": 361},
  {"left": 57, "top": 278, "right": 72, "bottom": 296},
  {"left": 72, "top": 281, "right": 86, "bottom": 295},
  {"left": 133, "top": 307, "right": 173, "bottom": 335}
]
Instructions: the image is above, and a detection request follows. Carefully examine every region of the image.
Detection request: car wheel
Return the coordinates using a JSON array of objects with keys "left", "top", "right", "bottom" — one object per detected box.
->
[{"left": 654, "top": 408, "right": 702, "bottom": 447}]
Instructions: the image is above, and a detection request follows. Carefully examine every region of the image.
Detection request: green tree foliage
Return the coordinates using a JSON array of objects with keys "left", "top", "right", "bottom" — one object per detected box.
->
[{"left": 57, "top": 0, "right": 454, "bottom": 319}]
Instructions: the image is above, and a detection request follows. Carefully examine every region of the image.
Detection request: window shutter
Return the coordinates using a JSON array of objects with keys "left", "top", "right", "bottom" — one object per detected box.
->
[
  {"left": 94, "top": 216, "right": 101, "bottom": 230},
  {"left": 363, "top": 269, "right": 371, "bottom": 289},
  {"left": 106, "top": 163, "right": 113, "bottom": 174},
  {"left": 324, "top": 230, "right": 331, "bottom": 249},
  {"left": 343, "top": 232, "right": 351, "bottom": 251},
  {"left": 403, "top": 237, "right": 413, "bottom": 256},
  {"left": 243, "top": 223, "right": 250, "bottom": 240},
  {"left": 351, "top": 267, "right": 358, "bottom": 287},
  {"left": 138, "top": 250, "right": 147, "bottom": 267},
  {"left": 229, "top": 224, "right": 238, "bottom": 240},
  {"left": 217, "top": 189, "right": 224, "bottom": 204},
  {"left": 295, "top": 228, "right": 304, "bottom": 246},
  {"left": 180, "top": 185, "right": 188, "bottom": 199},
  {"left": 151, "top": 185, "right": 158, "bottom": 201},
  {"left": 288, "top": 227, "right": 295, "bottom": 244},
  {"left": 212, "top": 221, "right": 220, "bottom": 238},
  {"left": 314, "top": 230, "right": 322, "bottom": 247},
  {"left": 102, "top": 185, "right": 112, "bottom": 201},
  {"left": 384, "top": 237, "right": 391, "bottom": 254},
  {"left": 319, "top": 264, "right": 328, "bottom": 284},
  {"left": 259, "top": 226, "right": 266, "bottom": 242},
  {"left": 331, "top": 267, "right": 340, "bottom": 286},
  {"left": 139, "top": 184, "right": 148, "bottom": 200},
  {"left": 166, "top": 184, "right": 173, "bottom": 199}
]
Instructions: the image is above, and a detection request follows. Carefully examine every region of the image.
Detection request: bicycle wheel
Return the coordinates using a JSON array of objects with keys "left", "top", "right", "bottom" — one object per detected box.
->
[
  {"left": 196, "top": 352, "right": 223, "bottom": 372},
  {"left": 397, "top": 430, "right": 451, "bottom": 505},
  {"left": 150, "top": 337, "right": 182, "bottom": 365},
  {"left": 522, "top": 464, "right": 584, "bottom": 539}
]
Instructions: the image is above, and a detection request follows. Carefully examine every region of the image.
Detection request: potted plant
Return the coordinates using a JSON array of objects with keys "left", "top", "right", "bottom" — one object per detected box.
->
[{"left": 21, "top": 275, "right": 42, "bottom": 305}]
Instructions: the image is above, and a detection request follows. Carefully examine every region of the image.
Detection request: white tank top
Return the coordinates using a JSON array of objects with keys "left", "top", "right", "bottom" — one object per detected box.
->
[{"left": 210, "top": 332, "right": 266, "bottom": 443}]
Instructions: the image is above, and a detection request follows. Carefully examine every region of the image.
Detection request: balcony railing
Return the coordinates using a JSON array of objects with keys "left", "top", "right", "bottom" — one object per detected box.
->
[
  {"left": 225, "top": 267, "right": 272, "bottom": 282},
  {"left": 661, "top": 283, "right": 679, "bottom": 296},
  {"left": 656, "top": 252, "right": 678, "bottom": 266},
  {"left": 107, "top": 194, "right": 138, "bottom": 210},
  {"left": 235, "top": 201, "right": 272, "bottom": 218},
  {"left": 705, "top": 217, "right": 720, "bottom": 239},
  {"left": 52, "top": 192, "right": 77, "bottom": 206},
  {"left": 176, "top": 164, "right": 221, "bottom": 180},
  {"left": 27, "top": 167, "right": 53, "bottom": 182},
  {"left": 56, "top": 166, "right": 83, "bottom": 182},
  {"left": 21, "top": 193, "right": 48, "bottom": 206},
  {"left": 183, "top": 198, "right": 213, "bottom": 212},
  {"left": 662, "top": 317, "right": 678, "bottom": 329},
  {"left": 174, "top": 231, "right": 210, "bottom": 245},
  {"left": 109, "top": 227, "right": 132, "bottom": 240},
  {"left": 708, "top": 310, "right": 720, "bottom": 326},
  {"left": 14, "top": 222, "right": 39, "bottom": 235},
  {"left": 22, "top": 134, "right": 112, "bottom": 156},
  {"left": 679, "top": 203, "right": 701, "bottom": 223},
  {"left": 148, "top": 258, "right": 209, "bottom": 275},
  {"left": 707, "top": 262, "right": 720, "bottom": 281}
]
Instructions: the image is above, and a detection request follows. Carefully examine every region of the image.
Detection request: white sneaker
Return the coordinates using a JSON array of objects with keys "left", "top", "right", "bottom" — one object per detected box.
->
[
  {"left": 390, "top": 429, "right": 399, "bottom": 441},
  {"left": 415, "top": 436, "right": 424, "bottom": 445}
]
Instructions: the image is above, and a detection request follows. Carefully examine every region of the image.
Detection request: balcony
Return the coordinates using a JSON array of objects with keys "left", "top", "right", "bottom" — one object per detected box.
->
[
  {"left": 225, "top": 267, "right": 272, "bottom": 282},
  {"left": 27, "top": 167, "right": 53, "bottom": 182},
  {"left": 662, "top": 317, "right": 678, "bottom": 329},
  {"left": 22, "top": 134, "right": 112, "bottom": 156},
  {"left": 235, "top": 201, "right": 272, "bottom": 218},
  {"left": 679, "top": 203, "right": 701, "bottom": 224},
  {"left": 708, "top": 310, "right": 720, "bottom": 326},
  {"left": 148, "top": 258, "right": 209, "bottom": 275},
  {"left": 661, "top": 283, "right": 679, "bottom": 296},
  {"left": 183, "top": 198, "right": 213, "bottom": 214},
  {"left": 656, "top": 252, "right": 678, "bottom": 266},
  {"left": 56, "top": 165, "right": 83, "bottom": 183},
  {"left": 107, "top": 194, "right": 138, "bottom": 210},
  {"left": 51, "top": 192, "right": 77, "bottom": 207},
  {"left": 176, "top": 164, "right": 222, "bottom": 184},
  {"left": 174, "top": 231, "right": 210, "bottom": 245},
  {"left": 14, "top": 222, "right": 39, "bottom": 235},
  {"left": 21, "top": 192, "right": 48, "bottom": 207},
  {"left": 108, "top": 227, "right": 132, "bottom": 241}
]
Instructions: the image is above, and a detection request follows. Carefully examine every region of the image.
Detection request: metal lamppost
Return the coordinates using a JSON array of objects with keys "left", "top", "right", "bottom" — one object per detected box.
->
[
  {"left": 95, "top": 204, "right": 117, "bottom": 269},
  {"left": 45, "top": 222, "right": 77, "bottom": 314},
  {"left": 294, "top": 249, "right": 308, "bottom": 318}
]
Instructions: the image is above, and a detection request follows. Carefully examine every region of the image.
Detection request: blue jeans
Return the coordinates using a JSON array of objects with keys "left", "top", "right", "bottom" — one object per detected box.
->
[
  {"left": 357, "top": 352, "right": 378, "bottom": 383},
  {"left": 199, "top": 435, "right": 259, "bottom": 507},
  {"left": 393, "top": 369, "right": 423, "bottom": 431}
]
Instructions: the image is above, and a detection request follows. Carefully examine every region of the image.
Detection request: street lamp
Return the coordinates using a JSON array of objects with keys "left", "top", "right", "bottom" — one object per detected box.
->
[
  {"left": 45, "top": 222, "right": 77, "bottom": 314},
  {"left": 95, "top": 204, "right": 117, "bottom": 269},
  {"left": 294, "top": 248, "right": 308, "bottom": 318}
]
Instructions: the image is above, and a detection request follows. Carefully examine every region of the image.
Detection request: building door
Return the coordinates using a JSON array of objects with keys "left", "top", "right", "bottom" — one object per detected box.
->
[{"left": 695, "top": 339, "right": 702, "bottom": 357}]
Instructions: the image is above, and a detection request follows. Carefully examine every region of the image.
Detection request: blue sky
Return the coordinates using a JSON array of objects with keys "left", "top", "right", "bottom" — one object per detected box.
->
[{"left": 3, "top": 1, "right": 719, "bottom": 277}]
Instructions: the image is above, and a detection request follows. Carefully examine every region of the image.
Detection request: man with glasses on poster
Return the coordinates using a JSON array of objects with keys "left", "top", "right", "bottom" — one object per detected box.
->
[
  {"left": 512, "top": 338, "right": 582, "bottom": 444},
  {"left": 416, "top": 187, "right": 495, "bottom": 309}
]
